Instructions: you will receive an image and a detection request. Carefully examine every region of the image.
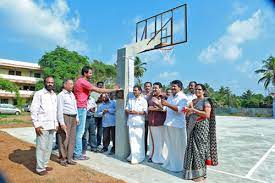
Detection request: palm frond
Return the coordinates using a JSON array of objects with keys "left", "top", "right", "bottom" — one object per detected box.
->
[
  {"left": 258, "top": 76, "right": 267, "bottom": 84},
  {"left": 255, "top": 69, "right": 267, "bottom": 74},
  {"left": 264, "top": 79, "right": 271, "bottom": 89}
]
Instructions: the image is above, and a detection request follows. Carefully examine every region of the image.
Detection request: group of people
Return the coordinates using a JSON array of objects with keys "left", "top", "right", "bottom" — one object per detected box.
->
[
  {"left": 30, "top": 65, "right": 218, "bottom": 182},
  {"left": 125, "top": 80, "right": 218, "bottom": 182},
  {"left": 30, "top": 66, "right": 119, "bottom": 176}
]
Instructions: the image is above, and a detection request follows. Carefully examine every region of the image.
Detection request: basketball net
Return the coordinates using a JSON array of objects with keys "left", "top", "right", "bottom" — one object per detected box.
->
[{"left": 158, "top": 43, "right": 174, "bottom": 64}]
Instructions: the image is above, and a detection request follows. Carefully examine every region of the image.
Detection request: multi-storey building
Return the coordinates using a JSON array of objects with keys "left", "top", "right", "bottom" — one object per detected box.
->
[{"left": 0, "top": 58, "right": 42, "bottom": 104}]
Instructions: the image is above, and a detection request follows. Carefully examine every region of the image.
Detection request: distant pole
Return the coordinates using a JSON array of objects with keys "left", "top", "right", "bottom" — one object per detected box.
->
[{"left": 273, "top": 98, "right": 275, "bottom": 118}]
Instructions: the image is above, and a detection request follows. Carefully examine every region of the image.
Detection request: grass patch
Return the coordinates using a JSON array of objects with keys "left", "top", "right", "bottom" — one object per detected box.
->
[
  {"left": 0, "top": 112, "right": 30, "bottom": 117},
  {"left": 0, "top": 119, "right": 31, "bottom": 125},
  {"left": 0, "top": 114, "right": 9, "bottom": 118},
  {"left": 0, "top": 112, "right": 32, "bottom": 126}
]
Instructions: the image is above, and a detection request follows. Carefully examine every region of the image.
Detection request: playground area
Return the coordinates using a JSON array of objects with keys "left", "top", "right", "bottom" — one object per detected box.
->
[
  {"left": 0, "top": 2, "right": 274, "bottom": 183},
  {"left": 0, "top": 116, "right": 274, "bottom": 183}
]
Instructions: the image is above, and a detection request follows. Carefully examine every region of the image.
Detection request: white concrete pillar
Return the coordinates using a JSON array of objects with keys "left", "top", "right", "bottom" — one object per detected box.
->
[
  {"left": 115, "top": 48, "right": 130, "bottom": 159},
  {"left": 115, "top": 38, "right": 159, "bottom": 159}
]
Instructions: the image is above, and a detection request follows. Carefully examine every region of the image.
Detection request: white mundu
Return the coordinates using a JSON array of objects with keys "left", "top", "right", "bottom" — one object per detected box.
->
[
  {"left": 162, "top": 91, "right": 188, "bottom": 172},
  {"left": 148, "top": 126, "right": 166, "bottom": 163},
  {"left": 126, "top": 95, "right": 148, "bottom": 164}
]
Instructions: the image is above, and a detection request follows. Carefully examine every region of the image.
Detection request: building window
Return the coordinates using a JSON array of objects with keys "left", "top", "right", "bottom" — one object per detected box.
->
[
  {"left": 8, "top": 70, "right": 15, "bottom": 75},
  {"left": 34, "top": 73, "right": 41, "bottom": 78},
  {"left": 16, "top": 71, "right": 21, "bottom": 76},
  {"left": 30, "top": 86, "right": 35, "bottom": 91},
  {"left": 1, "top": 99, "right": 9, "bottom": 104},
  {"left": 23, "top": 86, "right": 29, "bottom": 90}
]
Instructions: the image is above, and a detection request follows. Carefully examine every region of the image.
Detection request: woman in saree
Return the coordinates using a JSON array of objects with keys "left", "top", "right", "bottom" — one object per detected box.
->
[{"left": 183, "top": 84, "right": 218, "bottom": 182}]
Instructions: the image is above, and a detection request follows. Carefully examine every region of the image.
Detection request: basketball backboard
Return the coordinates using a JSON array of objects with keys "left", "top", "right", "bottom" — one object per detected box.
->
[{"left": 136, "top": 4, "right": 187, "bottom": 53}]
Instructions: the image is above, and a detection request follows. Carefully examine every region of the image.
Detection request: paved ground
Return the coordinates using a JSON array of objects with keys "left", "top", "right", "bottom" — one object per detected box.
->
[{"left": 1, "top": 116, "right": 275, "bottom": 183}]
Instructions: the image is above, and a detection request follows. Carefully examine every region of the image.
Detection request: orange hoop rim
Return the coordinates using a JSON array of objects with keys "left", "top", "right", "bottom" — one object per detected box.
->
[{"left": 159, "top": 42, "right": 174, "bottom": 50}]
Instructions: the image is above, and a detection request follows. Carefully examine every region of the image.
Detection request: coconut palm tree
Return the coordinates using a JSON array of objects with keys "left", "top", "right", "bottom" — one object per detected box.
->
[
  {"left": 134, "top": 56, "right": 147, "bottom": 85},
  {"left": 255, "top": 56, "right": 275, "bottom": 89},
  {"left": 255, "top": 56, "right": 275, "bottom": 118}
]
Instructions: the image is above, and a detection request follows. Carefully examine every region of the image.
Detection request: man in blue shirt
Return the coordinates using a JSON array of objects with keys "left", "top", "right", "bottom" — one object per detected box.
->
[{"left": 97, "top": 93, "right": 116, "bottom": 155}]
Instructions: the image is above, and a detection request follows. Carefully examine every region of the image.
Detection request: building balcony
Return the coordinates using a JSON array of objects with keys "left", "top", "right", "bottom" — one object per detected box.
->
[
  {"left": 0, "top": 90, "right": 35, "bottom": 98},
  {"left": 0, "top": 58, "right": 41, "bottom": 70},
  {"left": 0, "top": 74, "right": 41, "bottom": 84}
]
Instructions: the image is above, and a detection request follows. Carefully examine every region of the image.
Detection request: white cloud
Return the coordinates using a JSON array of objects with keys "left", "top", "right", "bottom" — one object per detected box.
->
[
  {"left": 159, "top": 71, "right": 179, "bottom": 78},
  {"left": 0, "top": 0, "right": 87, "bottom": 52},
  {"left": 198, "top": 10, "right": 262, "bottom": 63}
]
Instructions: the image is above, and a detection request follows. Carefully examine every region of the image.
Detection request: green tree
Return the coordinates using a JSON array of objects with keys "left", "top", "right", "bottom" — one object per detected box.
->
[
  {"left": 37, "top": 46, "right": 89, "bottom": 92},
  {"left": 0, "top": 78, "right": 23, "bottom": 108},
  {"left": 0, "top": 78, "right": 18, "bottom": 93},
  {"left": 204, "top": 83, "right": 215, "bottom": 96},
  {"left": 216, "top": 86, "right": 231, "bottom": 107},
  {"left": 134, "top": 56, "right": 147, "bottom": 86},
  {"left": 255, "top": 56, "right": 275, "bottom": 89},
  {"left": 90, "top": 60, "right": 117, "bottom": 87},
  {"left": 241, "top": 90, "right": 254, "bottom": 100}
]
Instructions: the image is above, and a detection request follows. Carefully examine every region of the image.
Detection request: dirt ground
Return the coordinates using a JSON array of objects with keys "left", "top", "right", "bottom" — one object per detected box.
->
[{"left": 0, "top": 117, "right": 125, "bottom": 183}]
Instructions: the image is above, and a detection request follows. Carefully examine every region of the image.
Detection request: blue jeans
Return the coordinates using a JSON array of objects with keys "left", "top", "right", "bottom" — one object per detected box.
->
[
  {"left": 82, "top": 115, "right": 97, "bottom": 152},
  {"left": 74, "top": 108, "right": 87, "bottom": 157}
]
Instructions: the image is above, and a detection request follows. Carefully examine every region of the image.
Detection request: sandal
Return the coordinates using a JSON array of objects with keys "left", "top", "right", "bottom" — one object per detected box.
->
[{"left": 60, "top": 160, "right": 68, "bottom": 167}]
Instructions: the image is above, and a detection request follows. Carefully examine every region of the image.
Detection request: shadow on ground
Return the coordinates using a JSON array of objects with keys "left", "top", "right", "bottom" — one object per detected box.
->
[{"left": 8, "top": 147, "right": 60, "bottom": 173}]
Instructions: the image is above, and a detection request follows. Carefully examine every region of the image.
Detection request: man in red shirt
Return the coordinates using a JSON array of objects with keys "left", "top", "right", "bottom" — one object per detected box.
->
[{"left": 73, "top": 66, "right": 119, "bottom": 160}]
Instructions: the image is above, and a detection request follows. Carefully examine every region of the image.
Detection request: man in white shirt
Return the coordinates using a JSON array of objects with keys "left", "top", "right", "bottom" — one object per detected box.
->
[
  {"left": 161, "top": 80, "right": 188, "bottom": 172},
  {"left": 30, "top": 76, "right": 58, "bottom": 176},
  {"left": 57, "top": 79, "right": 79, "bottom": 166},
  {"left": 186, "top": 81, "right": 197, "bottom": 105},
  {"left": 125, "top": 85, "right": 148, "bottom": 164}
]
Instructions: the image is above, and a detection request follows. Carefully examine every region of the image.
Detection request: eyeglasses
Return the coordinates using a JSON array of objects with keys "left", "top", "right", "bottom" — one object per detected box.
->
[{"left": 196, "top": 89, "right": 202, "bottom": 91}]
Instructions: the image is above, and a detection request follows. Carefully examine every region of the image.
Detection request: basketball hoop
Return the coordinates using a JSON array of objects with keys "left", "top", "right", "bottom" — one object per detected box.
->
[{"left": 158, "top": 42, "right": 174, "bottom": 63}]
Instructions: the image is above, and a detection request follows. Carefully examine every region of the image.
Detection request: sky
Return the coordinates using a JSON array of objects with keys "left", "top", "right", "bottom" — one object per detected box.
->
[{"left": 0, "top": 0, "right": 274, "bottom": 95}]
